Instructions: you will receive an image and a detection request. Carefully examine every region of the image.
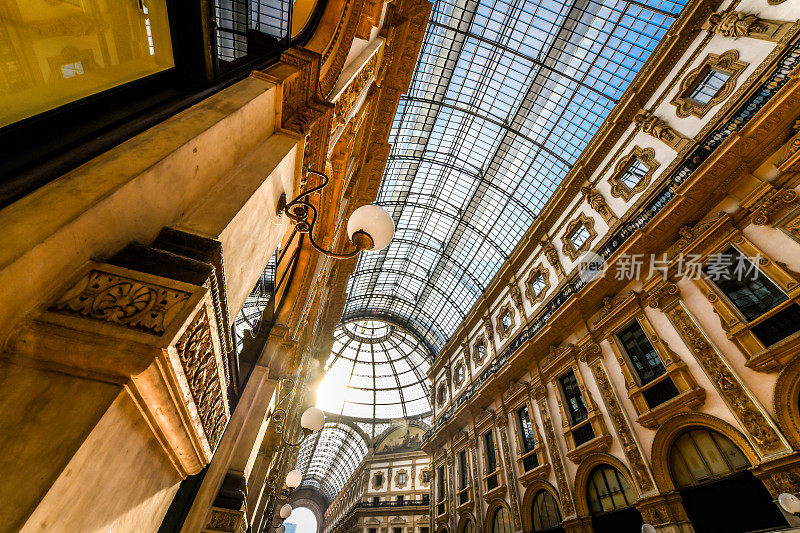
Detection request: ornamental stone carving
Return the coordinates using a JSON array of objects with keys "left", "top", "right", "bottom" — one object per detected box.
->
[
  {"left": 708, "top": 11, "right": 760, "bottom": 38},
  {"left": 540, "top": 238, "right": 565, "bottom": 280},
  {"left": 634, "top": 110, "right": 690, "bottom": 152},
  {"left": 580, "top": 185, "right": 617, "bottom": 225},
  {"left": 667, "top": 306, "right": 783, "bottom": 453},
  {"left": 52, "top": 269, "right": 190, "bottom": 335},
  {"left": 537, "top": 398, "right": 575, "bottom": 516},
  {"left": 589, "top": 359, "right": 654, "bottom": 492},
  {"left": 707, "top": 11, "right": 792, "bottom": 42},
  {"left": 175, "top": 307, "right": 228, "bottom": 448}
]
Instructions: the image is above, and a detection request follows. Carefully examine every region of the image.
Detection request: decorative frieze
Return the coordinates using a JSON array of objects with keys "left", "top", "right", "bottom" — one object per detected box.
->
[
  {"left": 51, "top": 269, "right": 190, "bottom": 335},
  {"left": 666, "top": 305, "right": 783, "bottom": 454},
  {"left": 175, "top": 307, "right": 229, "bottom": 448}
]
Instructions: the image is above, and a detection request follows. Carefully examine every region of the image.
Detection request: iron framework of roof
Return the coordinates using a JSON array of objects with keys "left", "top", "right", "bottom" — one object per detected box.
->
[{"left": 299, "top": 0, "right": 688, "bottom": 497}]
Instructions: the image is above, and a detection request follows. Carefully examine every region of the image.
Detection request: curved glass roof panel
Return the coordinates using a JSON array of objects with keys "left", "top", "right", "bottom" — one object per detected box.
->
[
  {"left": 343, "top": 0, "right": 687, "bottom": 352},
  {"left": 296, "top": 421, "right": 370, "bottom": 502},
  {"left": 315, "top": 319, "right": 433, "bottom": 419}
]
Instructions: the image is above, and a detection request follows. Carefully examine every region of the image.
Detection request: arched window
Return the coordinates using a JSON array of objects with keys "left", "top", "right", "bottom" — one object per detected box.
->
[
  {"left": 492, "top": 505, "right": 513, "bottom": 533},
  {"left": 531, "top": 490, "right": 562, "bottom": 531},
  {"left": 668, "top": 428, "right": 787, "bottom": 532},
  {"left": 586, "top": 466, "right": 636, "bottom": 515},
  {"left": 669, "top": 428, "right": 750, "bottom": 489}
]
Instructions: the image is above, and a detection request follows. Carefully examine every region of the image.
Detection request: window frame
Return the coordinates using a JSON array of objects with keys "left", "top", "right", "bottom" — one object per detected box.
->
[
  {"left": 561, "top": 213, "right": 598, "bottom": 262},
  {"left": 608, "top": 147, "right": 660, "bottom": 202},
  {"left": 671, "top": 50, "right": 748, "bottom": 118}
]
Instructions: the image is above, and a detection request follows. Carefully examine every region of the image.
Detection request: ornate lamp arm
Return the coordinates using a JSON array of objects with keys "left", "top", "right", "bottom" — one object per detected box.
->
[{"left": 279, "top": 170, "right": 367, "bottom": 259}]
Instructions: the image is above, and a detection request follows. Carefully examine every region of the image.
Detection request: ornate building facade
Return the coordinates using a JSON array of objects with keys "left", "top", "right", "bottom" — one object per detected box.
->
[
  {"left": 0, "top": 0, "right": 430, "bottom": 531},
  {"left": 423, "top": 1, "right": 800, "bottom": 533},
  {"left": 321, "top": 424, "right": 432, "bottom": 533}
]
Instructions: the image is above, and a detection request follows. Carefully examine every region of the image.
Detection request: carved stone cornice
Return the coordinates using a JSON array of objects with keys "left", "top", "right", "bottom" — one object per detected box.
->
[
  {"left": 739, "top": 181, "right": 799, "bottom": 227},
  {"left": 643, "top": 278, "right": 679, "bottom": 310},
  {"left": 592, "top": 292, "right": 638, "bottom": 332}
]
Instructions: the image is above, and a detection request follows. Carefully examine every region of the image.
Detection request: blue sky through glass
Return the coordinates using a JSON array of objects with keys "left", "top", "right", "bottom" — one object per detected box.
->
[{"left": 343, "top": 0, "right": 686, "bottom": 353}]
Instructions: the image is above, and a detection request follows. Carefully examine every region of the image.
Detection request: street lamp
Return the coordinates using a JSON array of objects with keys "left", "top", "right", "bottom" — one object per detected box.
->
[{"left": 279, "top": 170, "right": 395, "bottom": 259}]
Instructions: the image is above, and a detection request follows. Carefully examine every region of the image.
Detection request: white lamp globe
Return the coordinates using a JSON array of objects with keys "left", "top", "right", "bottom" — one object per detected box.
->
[
  {"left": 301, "top": 407, "right": 325, "bottom": 433},
  {"left": 642, "top": 524, "right": 657, "bottom": 533},
  {"left": 279, "top": 503, "right": 293, "bottom": 519},
  {"left": 779, "top": 493, "right": 800, "bottom": 514},
  {"left": 347, "top": 204, "right": 394, "bottom": 251},
  {"left": 276, "top": 525, "right": 286, "bottom": 533},
  {"left": 286, "top": 469, "right": 303, "bottom": 489}
]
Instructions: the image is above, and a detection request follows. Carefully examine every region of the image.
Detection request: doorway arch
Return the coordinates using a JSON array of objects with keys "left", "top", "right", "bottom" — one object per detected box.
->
[{"left": 668, "top": 428, "right": 787, "bottom": 532}]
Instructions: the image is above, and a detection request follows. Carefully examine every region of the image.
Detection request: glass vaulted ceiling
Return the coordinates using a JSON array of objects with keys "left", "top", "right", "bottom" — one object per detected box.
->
[
  {"left": 343, "top": 0, "right": 686, "bottom": 352},
  {"left": 299, "top": 0, "right": 688, "bottom": 499}
]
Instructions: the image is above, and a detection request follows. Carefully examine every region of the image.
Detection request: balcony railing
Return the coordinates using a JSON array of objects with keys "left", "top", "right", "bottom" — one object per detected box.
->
[{"left": 359, "top": 499, "right": 430, "bottom": 508}]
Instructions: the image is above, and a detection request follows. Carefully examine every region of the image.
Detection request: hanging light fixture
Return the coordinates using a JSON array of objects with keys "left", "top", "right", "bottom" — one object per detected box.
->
[
  {"left": 278, "top": 170, "right": 395, "bottom": 259},
  {"left": 779, "top": 493, "right": 800, "bottom": 516}
]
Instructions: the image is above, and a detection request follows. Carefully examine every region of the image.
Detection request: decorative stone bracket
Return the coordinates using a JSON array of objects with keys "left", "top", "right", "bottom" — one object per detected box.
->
[{"left": 14, "top": 259, "right": 231, "bottom": 477}]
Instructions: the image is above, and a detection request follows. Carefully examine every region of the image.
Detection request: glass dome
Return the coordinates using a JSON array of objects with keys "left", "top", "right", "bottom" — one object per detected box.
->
[{"left": 315, "top": 319, "right": 432, "bottom": 419}]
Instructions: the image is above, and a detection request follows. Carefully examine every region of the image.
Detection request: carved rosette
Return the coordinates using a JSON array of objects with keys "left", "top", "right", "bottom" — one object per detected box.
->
[
  {"left": 175, "top": 307, "right": 229, "bottom": 448},
  {"left": 667, "top": 306, "right": 783, "bottom": 453},
  {"left": 537, "top": 398, "right": 575, "bottom": 516},
  {"left": 51, "top": 269, "right": 190, "bottom": 334},
  {"left": 589, "top": 359, "right": 654, "bottom": 492}
]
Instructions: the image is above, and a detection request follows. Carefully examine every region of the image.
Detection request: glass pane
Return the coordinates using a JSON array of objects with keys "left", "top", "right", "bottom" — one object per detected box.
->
[
  {"left": 485, "top": 431, "right": 497, "bottom": 472},
  {"left": 669, "top": 429, "right": 751, "bottom": 488},
  {"left": 587, "top": 466, "right": 634, "bottom": 514},
  {"left": 704, "top": 247, "right": 787, "bottom": 322},
  {"left": 617, "top": 321, "right": 665, "bottom": 385},
  {"left": 559, "top": 370, "right": 588, "bottom": 425},
  {"left": 517, "top": 406, "right": 536, "bottom": 453},
  {"left": 620, "top": 157, "right": 649, "bottom": 190},
  {"left": 570, "top": 224, "right": 590, "bottom": 248},
  {"left": 532, "top": 491, "right": 561, "bottom": 530},
  {"left": 1, "top": 0, "right": 175, "bottom": 127},
  {"left": 687, "top": 68, "right": 730, "bottom": 105}
]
